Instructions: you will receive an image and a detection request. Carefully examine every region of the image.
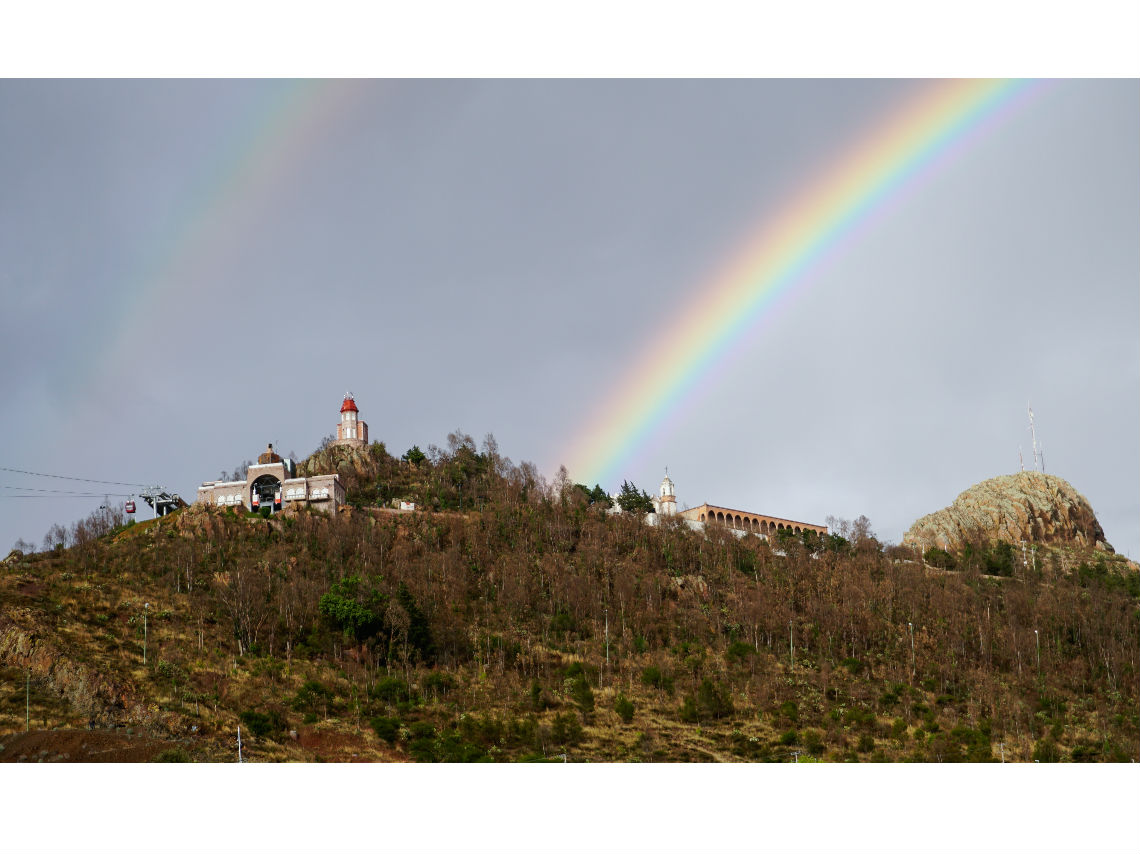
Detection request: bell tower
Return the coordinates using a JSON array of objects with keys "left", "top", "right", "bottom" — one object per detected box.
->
[
  {"left": 656, "top": 470, "right": 677, "bottom": 517},
  {"left": 333, "top": 393, "right": 368, "bottom": 447}
]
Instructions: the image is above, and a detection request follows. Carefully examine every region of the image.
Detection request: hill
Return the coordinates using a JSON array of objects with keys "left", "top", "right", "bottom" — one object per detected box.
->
[
  {"left": 1, "top": 439, "right": 1137, "bottom": 762},
  {"left": 903, "top": 471, "right": 1112, "bottom": 554}
]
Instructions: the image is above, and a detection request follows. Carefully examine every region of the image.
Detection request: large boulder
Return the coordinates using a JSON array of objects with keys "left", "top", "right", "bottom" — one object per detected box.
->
[{"left": 903, "top": 471, "right": 1112, "bottom": 554}]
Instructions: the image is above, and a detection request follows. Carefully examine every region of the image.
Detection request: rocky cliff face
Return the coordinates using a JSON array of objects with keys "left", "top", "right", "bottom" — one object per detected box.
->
[
  {"left": 903, "top": 471, "right": 1112, "bottom": 554},
  {"left": 297, "top": 443, "right": 382, "bottom": 495}
]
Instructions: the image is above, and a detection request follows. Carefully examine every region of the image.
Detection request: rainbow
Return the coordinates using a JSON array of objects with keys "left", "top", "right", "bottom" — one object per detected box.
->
[
  {"left": 81, "top": 79, "right": 375, "bottom": 395},
  {"left": 566, "top": 79, "right": 1041, "bottom": 488}
]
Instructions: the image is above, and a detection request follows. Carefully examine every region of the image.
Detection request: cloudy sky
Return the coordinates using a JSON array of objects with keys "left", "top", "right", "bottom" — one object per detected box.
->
[{"left": 1, "top": 78, "right": 1137, "bottom": 557}]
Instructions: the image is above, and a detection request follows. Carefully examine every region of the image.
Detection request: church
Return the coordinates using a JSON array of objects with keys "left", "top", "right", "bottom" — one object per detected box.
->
[{"left": 649, "top": 473, "right": 827, "bottom": 539}]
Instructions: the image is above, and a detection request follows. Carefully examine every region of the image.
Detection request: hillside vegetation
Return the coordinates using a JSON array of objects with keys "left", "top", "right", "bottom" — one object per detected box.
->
[{"left": 2, "top": 434, "right": 1137, "bottom": 762}]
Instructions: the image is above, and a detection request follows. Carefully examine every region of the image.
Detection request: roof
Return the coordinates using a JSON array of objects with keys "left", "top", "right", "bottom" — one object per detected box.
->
[{"left": 340, "top": 395, "right": 358, "bottom": 413}]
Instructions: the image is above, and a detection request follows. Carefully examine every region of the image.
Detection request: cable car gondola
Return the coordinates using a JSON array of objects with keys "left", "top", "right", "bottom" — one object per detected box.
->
[{"left": 125, "top": 499, "right": 136, "bottom": 514}]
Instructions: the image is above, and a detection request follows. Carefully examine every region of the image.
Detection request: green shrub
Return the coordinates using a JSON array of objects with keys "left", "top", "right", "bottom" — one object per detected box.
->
[
  {"left": 613, "top": 694, "right": 635, "bottom": 724},
  {"left": 804, "top": 730, "right": 825, "bottom": 757},
  {"left": 857, "top": 733, "right": 875, "bottom": 753},
  {"left": 1032, "top": 738, "right": 1062, "bottom": 763},
  {"left": 371, "top": 677, "right": 412, "bottom": 704},
  {"left": 528, "top": 680, "right": 551, "bottom": 712},
  {"left": 422, "top": 671, "right": 454, "bottom": 698},
  {"left": 726, "top": 641, "right": 756, "bottom": 664},
  {"left": 923, "top": 548, "right": 956, "bottom": 569},
  {"left": 409, "top": 737, "right": 437, "bottom": 762},
  {"left": 569, "top": 674, "right": 594, "bottom": 716},
  {"left": 551, "top": 711, "right": 583, "bottom": 747},
  {"left": 1069, "top": 741, "right": 1101, "bottom": 762},
  {"left": 641, "top": 666, "right": 674, "bottom": 694},
  {"left": 153, "top": 747, "right": 191, "bottom": 762},
  {"left": 319, "top": 576, "right": 387, "bottom": 642},
  {"left": 370, "top": 715, "right": 401, "bottom": 744},
  {"left": 927, "top": 732, "right": 964, "bottom": 762},
  {"left": 950, "top": 725, "right": 992, "bottom": 762},
  {"left": 435, "top": 732, "right": 490, "bottom": 763},
  {"left": 694, "top": 679, "right": 734, "bottom": 720},
  {"left": 777, "top": 699, "right": 799, "bottom": 724},
  {"left": 550, "top": 610, "right": 576, "bottom": 636},
  {"left": 292, "top": 679, "right": 334, "bottom": 714},
  {"left": 779, "top": 729, "right": 799, "bottom": 746},
  {"left": 983, "top": 542, "right": 1015, "bottom": 577},
  {"left": 240, "top": 709, "right": 284, "bottom": 739},
  {"left": 878, "top": 685, "right": 902, "bottom": 709}
]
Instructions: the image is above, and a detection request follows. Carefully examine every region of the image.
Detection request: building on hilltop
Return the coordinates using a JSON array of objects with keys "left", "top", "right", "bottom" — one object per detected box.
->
[
  {"left": 646, "top": 472, "right": 826, "bottom": 538},
  {"left": 196, "top": 442, "right": 345, "bottom": 516},
  {"left": 196, "top": 394, "right": 365, "bottom": 515},
  {"left": 679, "top": 502, "right": 827, "bottom": 538},
  {"left": 652, "top": 472, "right": 677, "bottom": 517},
  {"left": 333, "top": 393, "right": 368, "bottom": 448}
]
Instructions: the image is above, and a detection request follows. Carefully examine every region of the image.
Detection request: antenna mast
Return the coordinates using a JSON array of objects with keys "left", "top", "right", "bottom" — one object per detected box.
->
[
  {"left": 1027, "top": 403, "right": 1040, "bottom": 471},
  {"left": 1018, "top": 446, "right": 1024, "bottom": 472}
]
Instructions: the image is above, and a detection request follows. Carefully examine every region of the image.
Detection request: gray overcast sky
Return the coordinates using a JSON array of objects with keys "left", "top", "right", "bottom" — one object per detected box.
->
[{"left": 1, "top": 79, "right": 1137, "bottom": 558}]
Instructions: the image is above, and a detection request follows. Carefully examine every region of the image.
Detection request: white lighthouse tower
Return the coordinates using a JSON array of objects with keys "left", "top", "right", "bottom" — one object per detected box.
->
[{"left": 333, "top": 393, "right": 368, "bottom": 448}]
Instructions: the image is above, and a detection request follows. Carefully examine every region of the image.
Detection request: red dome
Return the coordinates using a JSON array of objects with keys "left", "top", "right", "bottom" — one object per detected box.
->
[{"left": 340, "top": 395, "right": 358, "bottom": 413}]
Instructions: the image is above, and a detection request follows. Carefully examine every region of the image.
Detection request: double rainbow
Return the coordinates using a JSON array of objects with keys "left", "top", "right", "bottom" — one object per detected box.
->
[{"left": 566, "top": 79, "right": 1038, "bottom": 487}]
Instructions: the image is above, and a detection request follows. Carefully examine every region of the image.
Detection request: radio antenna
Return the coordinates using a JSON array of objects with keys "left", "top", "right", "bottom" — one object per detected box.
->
[{"left": 1027, "top": 403, "right": 1040, "bottom": 471}]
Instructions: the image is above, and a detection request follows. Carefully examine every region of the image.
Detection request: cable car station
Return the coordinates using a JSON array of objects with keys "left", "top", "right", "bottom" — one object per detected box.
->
[{"left": 194, "top": 396, "right": 359, "bottom": 516}]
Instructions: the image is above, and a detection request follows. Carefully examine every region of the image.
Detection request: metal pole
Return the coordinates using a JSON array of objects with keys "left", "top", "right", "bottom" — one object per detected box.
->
[
  {"left": 789, "top": 621, "right": 794, "bottom": 673},
  {"left": 237, "top": 726, "right": 243, "bottom": 763},
  {"left": 908, "top": 622, "right": 915, "bottom": 678},
  {"left": 26, "top": 670, "right": 30, "bottom": 732},
  {"left": 604, "top": 608, "right": 610, "bottom": 673},
  {"left": 143, "top": 602, "right": 149, "bottom": 665},
  {"left": 1034, "top": 629, "right": 1040, "bottom": 670}
]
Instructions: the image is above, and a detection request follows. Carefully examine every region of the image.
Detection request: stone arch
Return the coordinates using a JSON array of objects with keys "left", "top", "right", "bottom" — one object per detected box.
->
[
  {"left": 716, "top": 511, "right": 725, "bottom": 524},
  {"left": 699, "top": 513, "right": 705, "bottom": 522},
  {"left": 794, "top": 526, "right": 801, "bottom": 534},
  {"left": 251, "top": 473, "right": 281, "bottom": 513}
]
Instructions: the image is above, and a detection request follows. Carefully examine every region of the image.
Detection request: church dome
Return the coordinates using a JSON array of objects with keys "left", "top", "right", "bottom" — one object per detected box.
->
[{"left": 340, "top": 395, "right": 359, "bottom": 414}]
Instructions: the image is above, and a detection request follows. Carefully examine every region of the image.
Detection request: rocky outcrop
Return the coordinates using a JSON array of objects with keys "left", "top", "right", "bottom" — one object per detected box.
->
[
  {"left": 903, "top": 471, "right": 1112, "bottom": 554},
  {"left": 0, "top": 616, "right": 181, "bottom": 733},
  {"left": 297, "top": 443, "right": 382, "bottom": 496}
]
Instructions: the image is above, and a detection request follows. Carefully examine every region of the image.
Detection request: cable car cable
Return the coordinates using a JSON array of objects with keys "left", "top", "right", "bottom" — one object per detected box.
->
[
  {"left": 0, "top": 465, "right": 150, "bottom": 488},
  {"left": 0, "top": 484, "right": 133, "bottom": 497}
]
